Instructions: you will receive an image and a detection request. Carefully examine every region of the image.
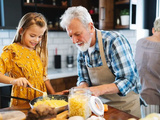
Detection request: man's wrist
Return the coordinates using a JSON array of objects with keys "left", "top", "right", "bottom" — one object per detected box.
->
[{"left": 79, "top": 81, "right": 88, "bottom": 87}]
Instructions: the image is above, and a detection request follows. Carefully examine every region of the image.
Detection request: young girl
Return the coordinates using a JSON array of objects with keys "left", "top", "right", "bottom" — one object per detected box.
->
[{"left": 0, "top": 12, "right": 56, "bottom": 106}]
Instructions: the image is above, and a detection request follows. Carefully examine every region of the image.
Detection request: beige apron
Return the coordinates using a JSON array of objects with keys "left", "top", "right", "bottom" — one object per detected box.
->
[{"left": 86, "top": 30, "right": 141, "bottom": 118}]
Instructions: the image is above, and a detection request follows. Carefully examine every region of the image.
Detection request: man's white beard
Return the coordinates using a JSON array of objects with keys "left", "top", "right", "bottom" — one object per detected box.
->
[{"left": 76, "top": 38, "right": 92, "bottom": 52}]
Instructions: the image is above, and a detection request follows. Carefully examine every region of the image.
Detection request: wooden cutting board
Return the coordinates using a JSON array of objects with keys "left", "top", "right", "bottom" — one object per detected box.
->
[{"left": 0, "top": 110, "right": 26, "bottom": 120}]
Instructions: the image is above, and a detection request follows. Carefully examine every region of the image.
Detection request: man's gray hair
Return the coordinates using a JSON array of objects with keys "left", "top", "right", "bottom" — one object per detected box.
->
[
  {"left": 60, "top": 6, "right": 93, "bottom": 29},
  {"left": 154, "top": 17, "right": 160, "bottom": 32}
]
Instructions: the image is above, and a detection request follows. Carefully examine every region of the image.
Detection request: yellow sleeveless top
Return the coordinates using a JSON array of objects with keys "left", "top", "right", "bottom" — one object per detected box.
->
[{"left": 0, "top": 43, "right": 47, "bottom": 106}]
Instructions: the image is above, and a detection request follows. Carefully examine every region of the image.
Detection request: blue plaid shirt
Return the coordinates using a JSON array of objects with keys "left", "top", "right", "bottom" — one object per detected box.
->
[{"left": 77, "top": 29, "right": 142, "bottom": 97}]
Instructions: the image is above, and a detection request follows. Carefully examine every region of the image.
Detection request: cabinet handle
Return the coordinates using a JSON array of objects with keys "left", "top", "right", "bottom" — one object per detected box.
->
[{"left": 100, "top": 7, "right": 105, "bottom": 20}]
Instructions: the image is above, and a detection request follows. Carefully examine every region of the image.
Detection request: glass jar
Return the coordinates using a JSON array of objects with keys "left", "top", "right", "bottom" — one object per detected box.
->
[
  {"left": 48, "top": 21, "right": 53, "bottom": 29},
  {"left": 68, "top": 87, "right": 92, "bottom": 119}
]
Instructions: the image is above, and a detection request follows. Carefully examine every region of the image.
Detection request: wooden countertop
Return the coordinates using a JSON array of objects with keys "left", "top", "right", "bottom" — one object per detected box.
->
[{"left": 0, "top": 103, "right": 139, "bottom": 120}]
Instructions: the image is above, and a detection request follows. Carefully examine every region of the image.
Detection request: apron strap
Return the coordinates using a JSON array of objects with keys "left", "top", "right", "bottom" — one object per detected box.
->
[{"left": 97, "top": 30, "right": 107, "bottom": 66}]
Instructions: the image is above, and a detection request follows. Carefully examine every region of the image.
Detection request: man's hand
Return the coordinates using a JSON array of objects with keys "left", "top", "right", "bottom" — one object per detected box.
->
[
  {"left": 89, "top": 86, "right": 105, "bottom": 96},
  {"left": 89, "top": 83, "right": 119, "bottom": 96}
]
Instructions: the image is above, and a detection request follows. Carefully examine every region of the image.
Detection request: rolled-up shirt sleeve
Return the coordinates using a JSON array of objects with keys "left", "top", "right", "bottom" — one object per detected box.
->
[{"left": 109, "top": 35, "right": 141, "bottom": 96}]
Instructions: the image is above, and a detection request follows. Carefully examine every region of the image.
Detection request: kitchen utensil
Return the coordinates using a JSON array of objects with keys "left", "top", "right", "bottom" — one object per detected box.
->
[
  {"left": 54, "top": 48, "right": 61, "bottom": 69},
  {"left": 54, "top": 55, "right": 61, "bottom": 68},
  {"left": 30, "top": 86, "right": 47, "bottom": 97},
  {"left": 0, "top": 95, "right": 30, "bottom": 102},
  {"left": 29, "top": 94, "right": 68, "bottom": 113},
  {"left": 30, "top": 86, "right": 43, "bottom": 93},
  {"left": 67, "top": 46, "right": 74, "bottom": 68}
]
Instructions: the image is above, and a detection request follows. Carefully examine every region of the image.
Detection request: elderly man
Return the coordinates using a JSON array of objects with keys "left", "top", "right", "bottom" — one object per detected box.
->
[{"left": 60, "top": 6, "right": 145, "bottom": 118}]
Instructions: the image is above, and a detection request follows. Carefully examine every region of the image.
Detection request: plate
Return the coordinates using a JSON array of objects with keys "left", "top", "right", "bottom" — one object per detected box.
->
[{"left": 0, "top": 110, "right": 26, "bottom": 120}]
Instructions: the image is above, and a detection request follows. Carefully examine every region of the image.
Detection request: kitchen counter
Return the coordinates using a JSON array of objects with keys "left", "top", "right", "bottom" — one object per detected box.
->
[
  {"left": 48, "top": 67, "right": 77, "bottom": 79},
  {"left": 0, "top": 103, "right": 139, "bottom": 120},
  {"left": 0, "top": 67, "right": 78, "bottom": 87}
]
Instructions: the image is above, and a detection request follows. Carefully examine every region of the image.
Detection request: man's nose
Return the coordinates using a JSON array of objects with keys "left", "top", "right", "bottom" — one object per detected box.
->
[{"left": 72, "top": 36, "right": 78, "bottom": 44}]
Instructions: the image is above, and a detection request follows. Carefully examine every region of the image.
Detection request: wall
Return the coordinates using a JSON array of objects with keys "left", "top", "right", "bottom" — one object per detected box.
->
[{"left": 0, "top": 29, "right": 143, "bottom": 69}]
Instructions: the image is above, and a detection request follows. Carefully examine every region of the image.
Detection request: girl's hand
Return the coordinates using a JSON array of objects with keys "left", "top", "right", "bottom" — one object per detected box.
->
[
  {"left": 10, "top": 77, "right": 32, "bottom": 87},
  {"left": 54, "top": 90, "right": 69, "bottom": 95},
  {"left": 61, "top": 90, "right": 69, "bottom": 95}
]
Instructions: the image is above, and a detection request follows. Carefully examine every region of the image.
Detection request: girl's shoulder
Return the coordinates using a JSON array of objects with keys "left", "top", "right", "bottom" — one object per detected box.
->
[
  {"left": 2, "top": 43, "right": 22, "bottom": 57},
  {"left": 3, "top": 43, "right": 18, "bottom": 51},
  {"left": 0, "top": 43, "right": 19, "bottom": 60}
]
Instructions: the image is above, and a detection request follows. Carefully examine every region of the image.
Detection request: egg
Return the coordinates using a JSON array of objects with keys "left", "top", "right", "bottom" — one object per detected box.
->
[{"left": 87, "top": 115, "right": 105, "bottom": 120}]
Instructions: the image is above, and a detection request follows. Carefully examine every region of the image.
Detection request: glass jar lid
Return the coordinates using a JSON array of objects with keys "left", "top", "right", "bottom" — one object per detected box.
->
[{"left": 89, "top": 96, "right": 104, "bottom": 116}]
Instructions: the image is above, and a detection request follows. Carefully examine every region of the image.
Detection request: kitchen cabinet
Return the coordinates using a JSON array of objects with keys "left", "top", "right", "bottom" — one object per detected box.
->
[
  {"left": 114, "top": 0, "right": 130, "bottom": 29},
  {"left": 99, "top": 0, "right": 114, "bottom": 30},
  {"left": 88, "top": 0, "right": 99, "bottom": 29},
  {"left": 72, "top": 0, "right": 114, "bottom": 30},
  {"left": 22, "top": 0, "right": 71, "bottom": 31},
  {"left": 50, "top": 76, "right": 77, "bottom": 92},
  {"left": 0, "top": 0, "right": 71, "bottom": 31},
  {"left": 114, "top": 0, "right": 137, "bottom": 30},
  {"left": 0, "top": 0, "right": 22, "bottom": 29},
  {"left": 0, "top": 86, "right": 12, "bottom": 108}
]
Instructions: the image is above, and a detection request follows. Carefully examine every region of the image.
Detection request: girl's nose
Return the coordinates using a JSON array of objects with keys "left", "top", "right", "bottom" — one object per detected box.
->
[{"left": 35, "top": 37, "right": 39, "bottom": 42}]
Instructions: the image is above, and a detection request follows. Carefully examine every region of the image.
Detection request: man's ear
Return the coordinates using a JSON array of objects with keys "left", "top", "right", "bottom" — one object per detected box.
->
[{"left": 88, "top": 22, "right": 94, "bottom": 33}]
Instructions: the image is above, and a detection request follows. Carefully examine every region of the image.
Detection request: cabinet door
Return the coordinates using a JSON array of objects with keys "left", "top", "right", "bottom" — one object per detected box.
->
[
  {"left": 0, "top": 0, "right": 22, "bottom": 29},
  {"left": 99, "top": 0, "right": 114, "bottom": 30},
  {"left": 50, "top": 76, "right": 77, "bottom": 92},
  {"left": 0, "top": 86, "right": 12, "bottom": 108},
  {"left": 72, "top": 0, "right": 88, "bottom": 7}
]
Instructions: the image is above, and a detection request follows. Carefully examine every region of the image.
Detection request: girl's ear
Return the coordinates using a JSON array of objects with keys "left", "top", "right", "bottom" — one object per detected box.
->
[{"left": 19, "top": 28, "right": 24, "bottom": 35}]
